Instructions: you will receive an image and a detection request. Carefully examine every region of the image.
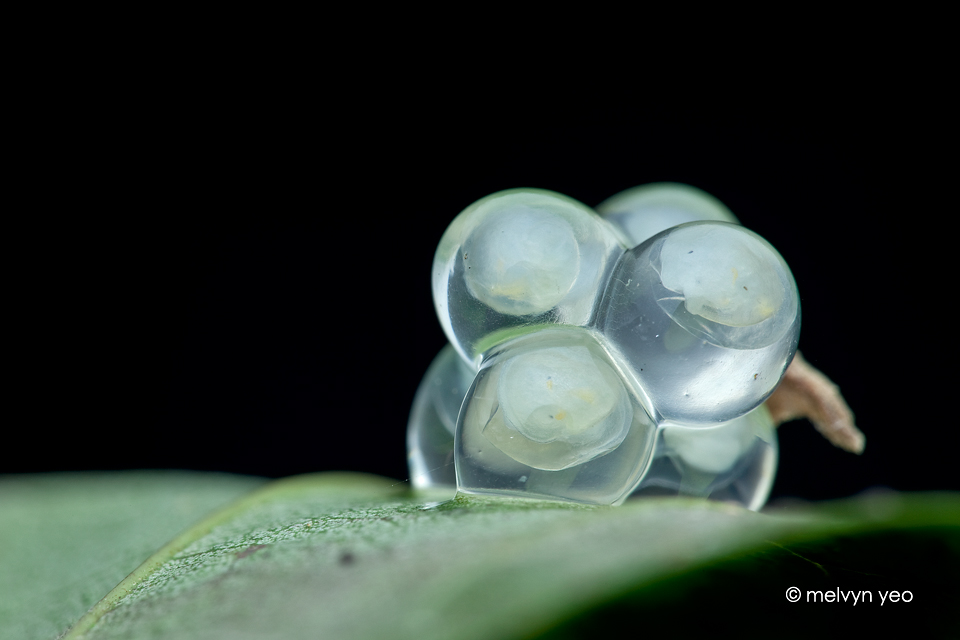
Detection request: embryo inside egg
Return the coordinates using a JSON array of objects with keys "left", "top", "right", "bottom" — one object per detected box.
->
[
  {"left": 498, "top": 345, "right": 629, "bottom": 444},
  {"left": 660, "top": 224, "right": 786, "bottom": 328},
  {"left": 462, "top": 206, "right": 581, "bottom": 316}
]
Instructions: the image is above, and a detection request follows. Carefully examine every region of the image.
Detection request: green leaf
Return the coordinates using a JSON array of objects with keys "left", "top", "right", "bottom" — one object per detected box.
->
[
  {"left": 3, "top": 472, "right": 958, "bottom": 639},
  {"left": 0, "top": 471, "right": 268, "bottom": 640}
]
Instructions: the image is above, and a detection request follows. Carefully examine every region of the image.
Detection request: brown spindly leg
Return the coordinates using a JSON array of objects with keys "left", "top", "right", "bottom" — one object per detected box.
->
[{"left": 766, "top": 351, "right": 865, "bottom": 454}]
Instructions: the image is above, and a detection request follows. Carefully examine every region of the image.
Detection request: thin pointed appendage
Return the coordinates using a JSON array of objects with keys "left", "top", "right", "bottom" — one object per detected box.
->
[{"left": 766, "top": 351, "right": 865, "bottom": 454}]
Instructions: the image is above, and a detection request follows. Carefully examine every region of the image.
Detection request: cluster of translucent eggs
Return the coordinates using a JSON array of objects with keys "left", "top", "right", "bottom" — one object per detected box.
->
[{"left": 408, "top": 183, "right": 798, "bottom": 509}]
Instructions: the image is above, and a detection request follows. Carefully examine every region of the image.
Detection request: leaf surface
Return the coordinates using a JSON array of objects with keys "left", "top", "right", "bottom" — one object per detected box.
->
[
  {"left": 0, "top": 472, "right": 267, "bottom": 640},
  {"left": 27, "top": 473, "right": 957, "bottom": 640}
]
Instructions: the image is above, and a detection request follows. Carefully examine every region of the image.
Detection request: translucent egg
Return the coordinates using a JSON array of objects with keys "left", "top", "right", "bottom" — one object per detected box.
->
[
  {"left": 491, "top": 342, "right": 632, "bottom": 470},
  {"left": 631, "top": 405, "right": 778, "bottom": 511},
  {"left": 432, "top": 189, "right": 626, "bottom": 367},
  {"left": 463, "top": 206, "right": 581, "bottom": 316},
  {"left": 408, "top": 340, "right": 778, "bottom": 509},
  {"left": 419, "top": 184, "right": 799, "bottom": 509},
  {"left": 597, "top": 182, "right": 738, "bottom": 248},
  {"left": 407, "top": 344, "right": 477, "bottom": 491},
  {"left": 455, "top": 327, "right": 657, "bottom": 505},
  {"left": 595, "top": 221, "right": 800, "bottom": 424},
  {"left": 659, "top": 223, "right": 797, "bottom": 348}
]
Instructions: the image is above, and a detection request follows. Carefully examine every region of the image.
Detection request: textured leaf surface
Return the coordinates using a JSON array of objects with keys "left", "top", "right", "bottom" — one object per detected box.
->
[
  {"left": 32, "top": 473, "right": 959, "bottom": 640},
  {"left": 0, "top": 472, "right": 268, "bottom": 640}
]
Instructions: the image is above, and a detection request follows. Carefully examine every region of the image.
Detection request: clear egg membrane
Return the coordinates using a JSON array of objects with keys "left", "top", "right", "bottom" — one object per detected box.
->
[
  {"left": 632, "top": 405, "right": 778, "bottom": 511},
  {"left": 407, "top": 345, "right": 477, "bottom": 490},
  {"left": 455, "top": 328, "right": 657, "bottom": 505},
  {"left": 596, "top": 223, "right": 800, "bottom": 425},
  {"left": 658, "top": 224, "right": 797, "bottom": 348},
  {"left": 433, "top": 189, "right": 625, "bottom": 365},
  {"left": 596, "top": 182, "right": 739, "bottom": 248}
]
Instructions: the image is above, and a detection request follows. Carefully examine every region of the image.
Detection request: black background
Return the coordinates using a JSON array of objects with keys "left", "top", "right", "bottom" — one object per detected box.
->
[{"left": 9, "top": 72, "right": 952, "bottom": 504}]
